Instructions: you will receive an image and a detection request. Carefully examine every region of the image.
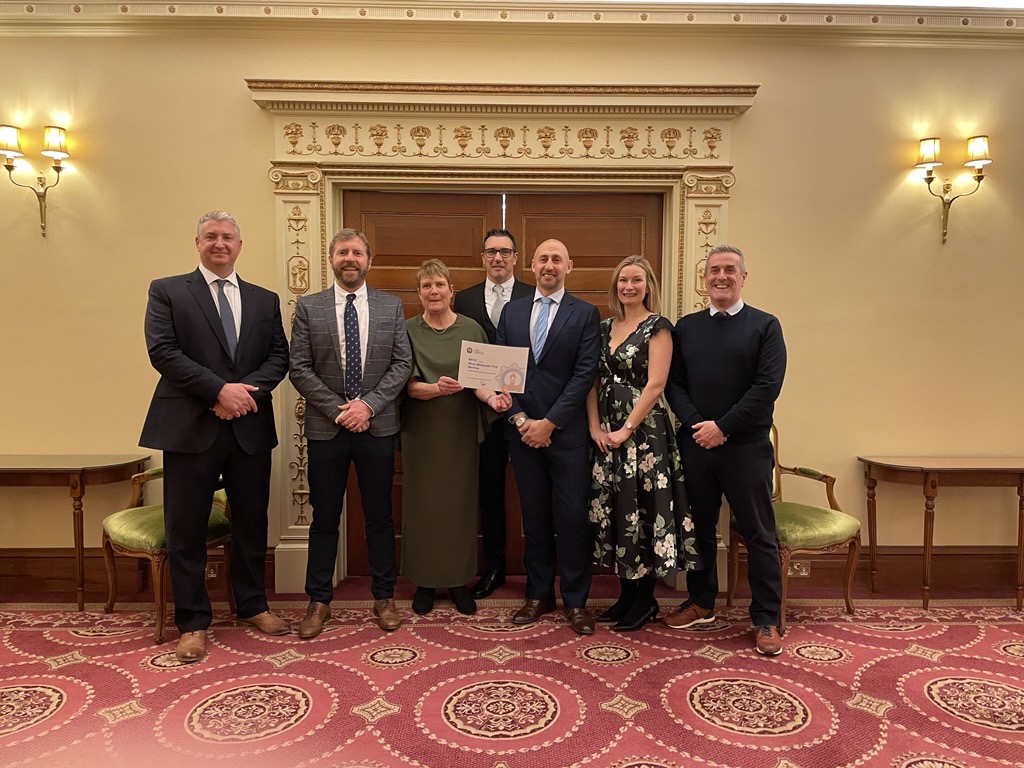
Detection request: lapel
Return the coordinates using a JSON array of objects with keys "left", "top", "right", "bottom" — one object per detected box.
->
[
  {"left": 477, "top": 283, "right": 497, "bottom": 334},
  {"left": 186, "top": 269, "right": 233, "bottom": 359},
  {"left": 235, "top": 278, "right": 257, "bottom": 354},
  {"left": 536, "top": 292, "right": 576, "bottom": 364},
  {"left": 319, "top": 287, "right": 344, "bottom": 372},
  {"left": 365, "top": 286, "right": 383, "bottom": 361}
]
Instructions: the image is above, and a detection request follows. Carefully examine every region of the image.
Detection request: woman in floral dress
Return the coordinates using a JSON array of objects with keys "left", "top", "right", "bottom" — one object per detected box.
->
[{"left": 587, "top": 256, "right": 699, "bottom": 631}]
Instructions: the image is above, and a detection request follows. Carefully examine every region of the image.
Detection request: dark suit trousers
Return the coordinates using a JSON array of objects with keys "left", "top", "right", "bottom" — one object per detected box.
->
[
  {"left": 680, "top": 436, "right": 782, "bottom": 626},
  {"left": 478, "top": 420, "right": 510, "bottom": 572},
  {"left": 306, "top": 430, "right": 397, "bottom": 603},
  {"left": 507, "top": 439, "right": 592, "bottom": 607},
  {"left": 164, "top": 422, "right": 272, "bottom": 632}
]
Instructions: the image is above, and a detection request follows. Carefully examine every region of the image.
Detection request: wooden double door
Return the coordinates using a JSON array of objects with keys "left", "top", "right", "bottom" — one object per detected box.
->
[{"left": 341, "top": 190, "right": 664, "bottom": 576}]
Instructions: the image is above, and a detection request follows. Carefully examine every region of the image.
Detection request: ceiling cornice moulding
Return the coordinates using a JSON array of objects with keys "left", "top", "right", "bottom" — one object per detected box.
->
[{"left": 2, "top": 1, "right": 1022, "bottom": 38}]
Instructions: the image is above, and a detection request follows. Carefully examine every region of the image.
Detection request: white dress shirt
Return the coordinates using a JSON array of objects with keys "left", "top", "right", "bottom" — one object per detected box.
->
[
  {"left": 198, "top": 263, "right": 241, "bottom": 339},
  {"left": 709, "top": 299, "right": 745, "bottom": 317},
  {"left": 485, "top": 276, "right": 517, "bottom": 322},
  {"left": 335, "top": 282, "right": 369, "bottom": 373},
  {"left": 530, "top": 287, "right": 565, "bottom": 340}
]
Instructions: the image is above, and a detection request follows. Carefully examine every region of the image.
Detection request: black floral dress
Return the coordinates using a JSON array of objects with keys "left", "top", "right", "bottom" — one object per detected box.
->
[{"left": 590, "top": 314, "right": 699, "bottom": 578}]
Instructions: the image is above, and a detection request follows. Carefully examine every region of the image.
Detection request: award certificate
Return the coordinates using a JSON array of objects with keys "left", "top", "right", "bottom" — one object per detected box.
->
[{"left": 457, "top": 341, "right": 528, "bottom": 394}]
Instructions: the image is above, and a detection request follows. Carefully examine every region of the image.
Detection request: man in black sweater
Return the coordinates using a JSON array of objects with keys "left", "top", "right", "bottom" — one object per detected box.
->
[{"left": 663, "top": 244, "right": 787, "bottom": 656}]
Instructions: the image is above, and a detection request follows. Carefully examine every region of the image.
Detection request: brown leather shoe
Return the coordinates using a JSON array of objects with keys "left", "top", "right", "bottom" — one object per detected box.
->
[
  {"left": 564, "top": 607, "right": 595, "bottom": 635},
  {"left": 663, "top": 602, "right": 716, "bottom": 630},
  {"left": 238, "top": 610, "right": 291, "bottom": 636},
  {"left": 297, "top": 602, "right": 331, "bottom": 639},
  {"left": 511, "top": 598, "right": 556, "bottom": 625},
  {"left": 755, "top": 625, "right": 783, "bottom": 656},
  {"left": 175, "top": 630, "right": 207, "bottom": 662},
  {"left": 373, "top": 598, "right": 402, "bottom": 631}
]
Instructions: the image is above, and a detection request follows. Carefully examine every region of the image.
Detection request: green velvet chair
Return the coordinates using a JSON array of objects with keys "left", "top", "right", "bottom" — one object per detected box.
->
[
  {"left": 727, "top": 425, "right": 861, "bottom": 635},
  {"left": 101, "top": 467, "right": 233, "bottom": 644}
]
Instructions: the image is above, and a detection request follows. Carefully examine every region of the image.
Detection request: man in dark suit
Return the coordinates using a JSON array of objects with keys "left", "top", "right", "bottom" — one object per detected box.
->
[
  {"left": 663, "top": 244, "right": 787, "bottom": 656},
  {"left": 289, "top": 228, "right": 412, "bottom": 636},
  {"left": 496, "top": 238, "right": 601, "bottom": 635},
  {"left": 453, "top": 228, "right": 533, "bottom": 598},
  {"left": 141, "top": 210, "right": 290, "bottom": 662}
]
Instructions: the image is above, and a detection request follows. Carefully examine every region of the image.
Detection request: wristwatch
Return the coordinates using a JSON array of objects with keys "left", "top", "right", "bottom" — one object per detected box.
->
[
  {"left": 514, "top": 416, "right": 527, "bottom": 428},
  {"left": 624, "top": 420, "right": 635, "bottom": 430}
]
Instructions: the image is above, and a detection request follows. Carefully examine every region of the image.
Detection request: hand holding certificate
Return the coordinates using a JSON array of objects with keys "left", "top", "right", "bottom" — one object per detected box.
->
[{"left": 457, "top": 340, "right": 528, "bottom": 394}]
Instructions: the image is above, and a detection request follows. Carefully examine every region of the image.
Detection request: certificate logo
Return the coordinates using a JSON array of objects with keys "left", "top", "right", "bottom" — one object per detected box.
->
[{"left": 498, "top": 364, "right": 525, "bottom": 391}]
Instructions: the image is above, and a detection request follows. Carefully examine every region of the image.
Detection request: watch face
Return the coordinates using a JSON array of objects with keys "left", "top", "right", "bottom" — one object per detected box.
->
[{"left": 515, "top": 417, "right": 526, "bottom": 427}]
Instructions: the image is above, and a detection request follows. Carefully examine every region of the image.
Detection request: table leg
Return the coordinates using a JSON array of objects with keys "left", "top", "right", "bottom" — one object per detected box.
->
[
  {"left": 865, "top": 470, "right": 878, "bottom": 593},
  {"left": 68, "top": 472, "right": 87, "bottom": 610},
  {"left": 922, "top": 472, "right": 938, "bottom": 610},
  {"left": 1016, "top": 480, "right": 1023, "bottom": 612}
]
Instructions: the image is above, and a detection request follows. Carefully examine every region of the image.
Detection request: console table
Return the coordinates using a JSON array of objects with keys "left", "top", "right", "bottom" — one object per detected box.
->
[
  {"left": 0, "top": 454, "right": 150, "bottom": 609},
  {"left": 857, "top": 456, "right": 1024, "bottom": 610}
]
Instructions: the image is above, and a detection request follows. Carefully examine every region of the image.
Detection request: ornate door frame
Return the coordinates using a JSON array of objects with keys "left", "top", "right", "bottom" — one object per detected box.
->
[{"left": 247, "top": 80, "right": 758, "bottom": 591}]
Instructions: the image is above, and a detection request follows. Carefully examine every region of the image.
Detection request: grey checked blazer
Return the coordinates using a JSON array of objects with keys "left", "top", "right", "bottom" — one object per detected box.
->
[{"left": 289, "top": 285, "right": 412, "bottom": 439}]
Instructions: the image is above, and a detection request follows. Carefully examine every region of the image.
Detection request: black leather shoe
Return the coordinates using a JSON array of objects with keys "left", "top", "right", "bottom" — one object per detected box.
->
[
  {"left": 597, "top": 599, "right": 630, "bottom": 623},
  {"left": 471, "top": 569, "right": 506, "bottom": 599},
  {"left": 564, "top": 607, "right": 595, "bottom": 635},
  {"left": 613, "top": 601, "right": 659, "bottom": 632},
  {"left": 511, "top": 598, "right": 556, "bottom": 625}
]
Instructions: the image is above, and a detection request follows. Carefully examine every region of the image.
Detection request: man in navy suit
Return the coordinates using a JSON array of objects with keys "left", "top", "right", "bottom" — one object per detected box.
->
[
  {"left": 289, "top": 228, "right": 412, "bottom": 636},
  {"left": 496, "top": 238, "right": 601, "bottom": 635},
  {"left": 141, "top": 211, "right": 290, "bottom": 662},
  {"left": 453, "top": 228, "right": 533, "bottom": 598}
]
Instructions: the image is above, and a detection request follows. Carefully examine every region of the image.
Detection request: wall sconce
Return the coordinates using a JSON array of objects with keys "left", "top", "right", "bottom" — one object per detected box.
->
[
  {"left": 1, "top": 124, "right": 71, "bottom": 237},
  {"left": 915, "top": 135, "right": 992, "bottom": 244}
]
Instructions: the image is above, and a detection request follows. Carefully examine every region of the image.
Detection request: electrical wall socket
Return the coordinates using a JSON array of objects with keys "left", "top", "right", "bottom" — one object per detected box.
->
[
  {"left": 205, "top": 564, "right": 219, "bottom": 580},
  {"left": 788, "top": 562, "right": 810, "bottom": 578}
]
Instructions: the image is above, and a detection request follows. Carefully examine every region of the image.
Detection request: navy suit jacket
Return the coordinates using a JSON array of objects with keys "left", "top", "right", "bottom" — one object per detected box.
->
[
  {"left": 140, "top": 268, "right": 289, "bottom": 455},
  {"left": 453, "top": 278, "right": 534, "bottom": 344},
  {"left": 496, "top": 291, "right": 601, "bottom": 448}
]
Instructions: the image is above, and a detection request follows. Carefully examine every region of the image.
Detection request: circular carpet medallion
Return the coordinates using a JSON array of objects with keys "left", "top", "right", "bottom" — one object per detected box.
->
[
  {"left": 412, "top": 669, "right": 592, "bottom": 754},
  {"left": 0, "top": 684, "right": 65, "bottom": 736},
  {"left": 0, "top": 676, "right": 92, "bottom": 744},
  {"left": 995, "top": 641, "right": 1024, "bottom": 659},
  {"left": 899, "top": 666, "right": 1024, "bottom": 747},
  {"left": 663, "top": 668, "right": 838, "bottom": 749},
  {"left": 187, "top": 683, "right": 310, "bottom": 741},
  {"left": 578, "top": 643, "right": 636, "bottom": 665},
  {"left": 155, "top": 673, "right": 338, "bottom": 755},
  {"left": 791, "top": 643, "right": 849, "bottom": 663},
  {"left": 895, "top": 759, "right": 969, "bottom": 768},
  {"left": 364, "top": 646, "right": 421, "bottom": 667}
]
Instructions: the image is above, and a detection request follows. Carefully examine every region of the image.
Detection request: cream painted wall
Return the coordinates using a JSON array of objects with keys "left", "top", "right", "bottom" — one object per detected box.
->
[{"left": 1, "top": 23, "right": 1022, "bottom": 555}]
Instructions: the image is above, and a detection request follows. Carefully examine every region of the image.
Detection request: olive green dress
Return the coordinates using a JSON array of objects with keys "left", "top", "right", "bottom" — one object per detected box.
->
[{"left": 400, "top": 313, "right": 489, "bottom": 587}]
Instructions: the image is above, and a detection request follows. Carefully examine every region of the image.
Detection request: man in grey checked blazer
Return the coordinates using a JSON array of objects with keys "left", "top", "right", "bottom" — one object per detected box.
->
[{"left": 289, "top": 228, "right": 412, "bottom": 634}]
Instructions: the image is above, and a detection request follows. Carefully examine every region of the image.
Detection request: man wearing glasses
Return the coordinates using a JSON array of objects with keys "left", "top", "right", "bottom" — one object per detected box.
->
[{"left": 454, "top": 228, "right": 533, "bottom": 598}]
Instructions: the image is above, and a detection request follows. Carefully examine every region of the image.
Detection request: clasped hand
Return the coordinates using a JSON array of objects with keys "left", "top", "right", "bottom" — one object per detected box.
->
[
  {"left": 691, "top": 420, "right": 727, "bottom": 449},
  {"left": 213, "top": 383, "right": 259, "bottom": 420},
  {"left": 337, "top": 399, "right": 372, "bottom": 432}
]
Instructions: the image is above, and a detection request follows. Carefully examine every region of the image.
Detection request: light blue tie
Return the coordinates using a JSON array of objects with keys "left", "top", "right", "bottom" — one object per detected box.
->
[
  {"left": 533, "top": 296, "right": 553, "bottom": 357},
  {"left": 216, "top": 279, "right": 237, "bottom": 359}
]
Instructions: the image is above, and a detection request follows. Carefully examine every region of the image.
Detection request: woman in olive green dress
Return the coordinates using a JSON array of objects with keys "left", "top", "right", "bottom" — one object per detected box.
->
[{"left": 401, "top": 259, "right": 512, "bottom": 615}]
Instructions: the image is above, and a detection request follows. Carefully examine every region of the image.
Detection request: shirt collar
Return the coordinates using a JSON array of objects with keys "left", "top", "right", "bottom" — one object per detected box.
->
[
  {"left": 335, "top": 282, "right": 368, "bottom": 303},
  {"left": 198, "top": 263, "right": 238, "bottom": 287},
  {"left": 534, "top": 287, "right": 565, "bottom": 304},
  {"left": 709, "top": 299, "right": 744, "bottom": 317},
  {"left": 486, "top": 276, "right": 515, "bottom": 292}
]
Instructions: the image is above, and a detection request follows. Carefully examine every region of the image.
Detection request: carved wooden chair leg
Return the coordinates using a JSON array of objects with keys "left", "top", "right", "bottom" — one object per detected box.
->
[
  {"left": 152, "top": 554, "right": 167, "bottom": 645},
  {"left": 102, "top": 534, "right": 117, "bottom": 614},
  {"left": 844, "top": 536, "right": 861, "bottom": 615}
]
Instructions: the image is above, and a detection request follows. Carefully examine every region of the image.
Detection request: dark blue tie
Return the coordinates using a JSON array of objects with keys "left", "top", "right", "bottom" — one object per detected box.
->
[
  {"left": 344, "top": 293, "right": 361, "bottom": 399},
  {"left": 215, "top": 279, "right": 237, "bottom": 359}
]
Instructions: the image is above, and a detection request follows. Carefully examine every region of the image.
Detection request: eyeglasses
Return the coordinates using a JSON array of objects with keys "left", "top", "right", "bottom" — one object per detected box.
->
[{"left": 483, "top": 248, "right": 515, "bottom": 259}]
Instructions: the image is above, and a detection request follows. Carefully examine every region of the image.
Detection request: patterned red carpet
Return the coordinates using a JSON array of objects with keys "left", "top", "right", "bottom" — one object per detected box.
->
[{"left": 2, "top": 597, "right": 1023, "bottom": 768}]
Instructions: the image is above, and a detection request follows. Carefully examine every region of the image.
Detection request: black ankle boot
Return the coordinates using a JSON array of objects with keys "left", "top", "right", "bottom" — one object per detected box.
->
[
  {"left": 613, "top": 576, "right": 658, "bottom": 631},
  {"left": 449, "top": 586, "right": 477, "bottom": 615},
  {"left": 598, "top": 578, "right": 638, "bottom": 622},
  {"left": 412, "top": 587, "right": 435, "bottom": 615}
]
